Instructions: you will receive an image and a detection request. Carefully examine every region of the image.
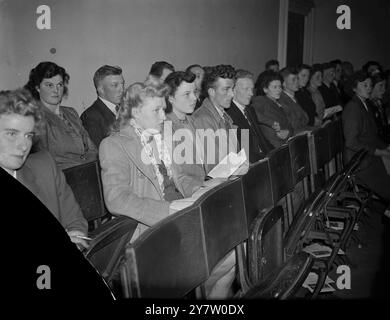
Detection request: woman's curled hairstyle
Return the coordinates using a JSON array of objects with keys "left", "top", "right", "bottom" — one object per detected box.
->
[
  {"left": 112, "top": 81, "right": 170, "bottom": 132},
  {"left": 0, "top": 88, "right": 43, "bottom": 130},
  {"left": 24, "top": 61, "right": 70, "bottom": 100}
]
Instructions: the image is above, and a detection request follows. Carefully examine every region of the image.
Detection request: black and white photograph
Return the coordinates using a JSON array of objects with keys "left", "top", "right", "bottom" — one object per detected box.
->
[{"left": 1, "top": 0, "right": 389, "bottom": 308}]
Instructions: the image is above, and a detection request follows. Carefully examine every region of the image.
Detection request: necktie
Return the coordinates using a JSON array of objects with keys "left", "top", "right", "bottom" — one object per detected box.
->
[
  {"left": 222, "top": 111, "right": 232, "bottom": 128},
  {"left": 243, "top": 107, "right": 252, "bottom": 125}
]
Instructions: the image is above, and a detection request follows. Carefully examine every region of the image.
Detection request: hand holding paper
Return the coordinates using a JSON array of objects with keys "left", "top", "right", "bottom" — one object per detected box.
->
[{"left": 207, "top": 149, "right": 247, "bottom": 179}]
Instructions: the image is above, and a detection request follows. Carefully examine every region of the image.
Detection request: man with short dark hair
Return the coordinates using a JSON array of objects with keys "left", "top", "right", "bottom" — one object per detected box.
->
[
  {"left": 148, "top": 61, "right": 175, "bottom": 83},
  {"left": 81, "top": 65, "right": 124, "bottom": 147},
  {"left": 192, "top": 65, "right": 238, "bottom": 174},
  {"left": 265, "top": 59, "right": 279, "bottom": 72},
  {"left": 279, "top": 67, "right": 311, "bottom": 132}
]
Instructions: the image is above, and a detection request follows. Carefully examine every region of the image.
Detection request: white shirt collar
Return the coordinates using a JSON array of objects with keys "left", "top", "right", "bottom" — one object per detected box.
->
[
  {"left": 211, "top": 101, "right": 225, "bottom": 119},
  {"left": 1, "top": 167, "right": 17, "bottom": 178},
  {"left": 99, "top": 97, "right": 117, "bottom": 115},
  {"left": 283, "top": 90, "right": 296, "bottom": 102},
  {"left": 233, "top": 99, "right": 247, "bottom": 114},
  {"left": 357, "top": 95, "right": 369, "bottom": 112}
]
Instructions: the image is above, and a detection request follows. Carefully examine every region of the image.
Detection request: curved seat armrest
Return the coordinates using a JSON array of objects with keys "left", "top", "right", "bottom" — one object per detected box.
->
[{"left": 242, "top": 252, "right": 314, "bottom": 299}]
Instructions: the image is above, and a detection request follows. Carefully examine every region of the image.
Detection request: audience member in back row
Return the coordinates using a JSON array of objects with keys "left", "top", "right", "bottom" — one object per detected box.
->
[
  {"left": 318, "top": 62, "right": 341, "bottom": 108},
  {"left": 186, "top": 64, "right": 205, "bottom": 110},
  {"left": 307, "top": 64, "right": 326, "bottom": 123},
  {"left": 99, "top": 81, "right": 187, "bottom": 241},
  {"left": 342, "top": 71, "right": 390, "bottom": 216},
  {"left": 265, "top": 59, "right": 280, "bottom": 72},
  {"left": 369, "top": 72, "right": 390, "bottom": 144},
  {"left": 362, "top": 61, "right": 383, "bottom": 77},
  {"left": 296, "top": 64, "right": 320, "bottom": 127},
  {"left": 279, "top": 67, "right": 310, "bottom": 133},
  {"left": 25, "top": 62, "right": 97, "bottom": 170},
  {"left": 192, "top": 65, "right": 238, "bottom": 174},
  {"left": 226, "top": 69, "right": 273, "bottom": 162},
  {"left": 164, "top": 70, "right": 206, "bottom": 197},
  {"left": 0, "top": 89, "right": 89, "bottom": 249},
  {"left": 146, "top": 60, "right": 175, "bottom": 84},
  {"left": 251, "top": 71, "right": 293, "bottom": 149},
  {"left": 81, "top": 65, "right": 125, "bottom": 148}
]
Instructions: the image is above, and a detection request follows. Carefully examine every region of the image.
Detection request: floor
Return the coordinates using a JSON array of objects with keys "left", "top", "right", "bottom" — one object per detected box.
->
[{"left": 315, "top": 202, "right": 390, "bottom": 299}]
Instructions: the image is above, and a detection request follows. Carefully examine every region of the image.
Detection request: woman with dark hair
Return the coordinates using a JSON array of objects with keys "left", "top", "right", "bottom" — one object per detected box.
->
[
  {"left": 251, "top": 71, "right": 293, "bottom": 148},
  {"left": 307, "top": 64, "right": 326, "bottom": 123},
  {"left": 24, "top": 61, "right": 97, "bottom": 170},
  {"left": 369, "top": 72, "right": 389, "bottom": 143},
  {"left": 342, "top": 71, "right": 390, "bottom": 216},
  {"left": 164, "top": 71, "right": 207, "bottom": 197},
  {"left": 99, "top": 81, "right": 186, "bottom": 241},
  {"left": 296, "top": 64, "right": 321, "bottom": 126}
]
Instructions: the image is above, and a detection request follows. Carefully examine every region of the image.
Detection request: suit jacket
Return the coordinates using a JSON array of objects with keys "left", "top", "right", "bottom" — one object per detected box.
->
[
  {"left": 296, "top": 87, "right": 317, "bottom": 126},
  {"left": 99, "top": 125, "right": 187, "bottom": 240},
  {"left": 192, "top": 98, "right": 238, "bottom": 174},
  {"left": 17, "top": 151, "right": 88, "bottom": 234},
  {"left": 279, "top": 91, "right": 310, "bottom": 132},
  {"left": 165, "top": 112, "right": 206, "bottom": 197},
  {"left": 251, "top": 95, "right": 293, "bottom": 149},
  {"left": 81, "top": 98, "right": 116, "bottom": 148},
  {"left": 318, "top": 82, "right": 341, "bottom": 108},
  {"left": 226, "top": 101, "right": 272, "bottom": 162},
  {"left": 342, "top": 95, "right": 390, "bottom": 200},
  {"left": 34, "top": 105, "right": 98, "bottom": 170}
]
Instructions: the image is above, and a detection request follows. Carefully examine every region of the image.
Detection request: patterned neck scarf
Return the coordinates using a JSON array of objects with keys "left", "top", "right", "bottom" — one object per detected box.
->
[{"left": 129, "top": 119, "right": 173, "bottom": 195}]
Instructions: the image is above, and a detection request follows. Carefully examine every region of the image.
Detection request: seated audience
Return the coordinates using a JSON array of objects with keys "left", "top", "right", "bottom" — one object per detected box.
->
[
  {"left": 279, "top": 67, "right": 311, "bottom": 132},
  {"left": 24, "top": 61, "right": 97, "bottom": 170},
  {"left": 146, "top": 60, "right": 175, "bottom": 84},
  {"left": 164, "top": 70, "right": 206, "bottom": 197},
  {"left": 99, "top": 81, "right": 186, "bottom": 241},
  {"left": 318, "top": 62, "right": 341, "bottom": 108},
  {"left": 308, "top": 64, "right": 326, "bottom": 122},
  {"left": 192, "top": 65, "right": 238, "bottom": 174},
  {"left": 81, "top": 65, "right": 124, "bottom": 148},
  {"left": 265, "top": 59, "right": 280, "bottom": 72},
  {"left": 342, "top": 71, "right": 390, "bottom": 216},
  {"left": 362, "top": 61, "right": 383, "bottom": 76},
  {"left": 0, "top": 89, "right": 89, "bottom": 249},
  {"left": 330, "top": 59, "right": 343, "bottom": 91},
  {"left": 296, "top": 64, "right": 320, "bottom": 126},
  {"left": 340, "top": 61, "right": 355, "bottom": 104},
  {"left": 251, "top": 71, "right": 293, "bottom": 149},
  {"left": 369, "top": 72, "right": 390, "bottom": 143},
  {"left": 186, "top": 64, "right": 205, "bottom": 110},
  {"left": 226, "top": 69, "right": 273, "bottom": 162}
]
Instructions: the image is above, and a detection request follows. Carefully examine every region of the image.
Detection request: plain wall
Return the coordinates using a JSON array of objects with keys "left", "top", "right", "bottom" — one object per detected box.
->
[
  {"left": 311, "top": 0, "right": 390, "bottom": 70},
  {"left": 0, "top": 0, "right": 279, "bottom": 114}
]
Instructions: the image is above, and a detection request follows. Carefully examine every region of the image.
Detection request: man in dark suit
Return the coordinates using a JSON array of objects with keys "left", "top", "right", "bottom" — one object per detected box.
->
[
  {"left": 318, "top": 62, "right": 341, "bottom": 108},
  {"left": 81, "top": 65, "right": 124, "bottom": 148},
  {"left": 226, "top": 70, "right": 273, "bottom": 162}
]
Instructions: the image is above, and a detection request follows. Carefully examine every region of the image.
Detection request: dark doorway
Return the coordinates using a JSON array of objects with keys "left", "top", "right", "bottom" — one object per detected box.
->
[{"left": 286, "top": 11, "right": 305, "bottom": 67}]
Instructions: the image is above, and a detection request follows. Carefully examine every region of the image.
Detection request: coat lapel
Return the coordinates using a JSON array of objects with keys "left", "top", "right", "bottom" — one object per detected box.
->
[
  {"left": 116, "top": 126, "right": 164, "bottom": 197},
  {"left": 16, "top": 164, "right": 45, "bottom": 204}
]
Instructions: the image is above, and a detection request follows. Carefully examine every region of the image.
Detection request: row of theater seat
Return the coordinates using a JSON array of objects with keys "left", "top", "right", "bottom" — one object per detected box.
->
[{"left": 63, "top": 118, "right": 372, "bottom": 299}]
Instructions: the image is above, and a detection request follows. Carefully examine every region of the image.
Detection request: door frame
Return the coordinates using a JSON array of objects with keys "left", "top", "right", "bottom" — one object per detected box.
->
[{"left": 278, "top": 0, "right": 315, "bottom": 67}]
